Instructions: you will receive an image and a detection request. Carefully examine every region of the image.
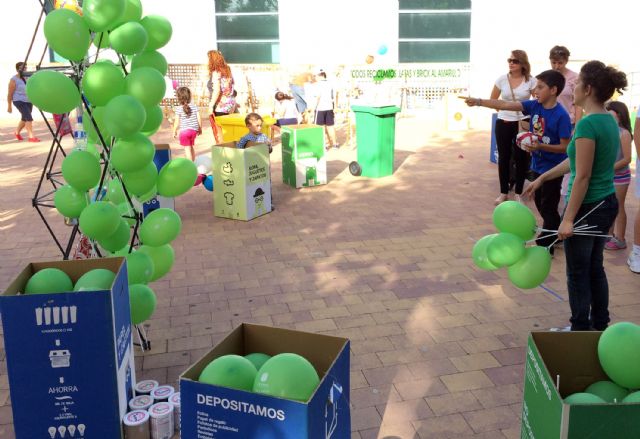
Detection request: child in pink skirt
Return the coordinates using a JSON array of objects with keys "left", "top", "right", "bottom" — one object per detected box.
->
[{"left": 172, "top": 87, "right": 201, "bottom": 161}]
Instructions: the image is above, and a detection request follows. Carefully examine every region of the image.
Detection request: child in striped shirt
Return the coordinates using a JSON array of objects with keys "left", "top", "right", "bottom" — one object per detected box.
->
[{"left": 173, "top": 87, "right": 202, "bottom": 161}]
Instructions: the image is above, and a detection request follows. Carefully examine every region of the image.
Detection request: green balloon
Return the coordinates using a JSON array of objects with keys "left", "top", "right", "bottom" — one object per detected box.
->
[
  {"left": 25, "top": 268, "right": 73, "bottom": 295},
  {"left": 565, "top": 392, "right": 606, "bottom": 405},
  {"left": 125, "top": 67, "right": 166, "bottom": 108},
  {"left": 622, "top": 391, "right": 640, "bottom": 403},
  {"left": 598, "top": 322, "right": 640, "bottom": 389},
  {"left": 110, "top": 21, "right": 148, "bottom": 55},
  {"left": 137, "top": 185, "right": 157, "bottom": 203},
  {"left": 493, "top": 201, "right": 537, "bottom": 241},
  {"left": 44, "top": 9, "right": 91, "bottom": 61},
  {"left": 85, "top": 106, "right": 111, "bottom": 145},
  {"left": 108, "top": 179, "right": 127, "bottom": 205},
  {"left": 110, "top": 0, "right": 143, "bottom": 29},
  {"left": 140, "top": 15, "right": 172, "bottom": 51},
  {"left": 62, "top": 150, "right": 101, "bottom": 192},
  {"left": 74, "top": 268, "right": 116, "bottom": 291},
  {"left": 126, "top": 251, "right": 154, "bottom": 284},
  {"left": 585, "top": 381, "right": 629, "bottom": 403},
  {"left": 157, "top": 158, "right": 198, "bottom": 198},
  {"left": 245, "top": 353, "right": 271, "bottom": 371},
  {"left": 486, "top": 232, "right": 525, "bottom": 267},
  {"left": 121, "top": 161, "right": 157, "bottom": 196},
  {"left": 86, "top": 142, "right": 101, "bottom": 159},
  {"left": 54, "top": 185, "right": 88, "bottom": 218},
  {"left": 253, "top": 353, "right": 320, "bottom": 402},
  {"left": 507, "top": 246, "right": 552, "bottom": 289},
  {"left": 92, "top": 31, "right": 110, "bottom": 49},
  {"left": 81, "top": 62, "right": 125, "bottom": 107},
  {"left": 472, "top": 234, "right": 499, "bottom": 271},
  {"left": 26, "top": 70, "right": 81, "bottom": 114},
  {"left": 117, "top": 202, "right": 138, "bottom": 226},
  {"left": 111, "top": 133, "right": 155, "bottom": 173},
  {"left": 104, "top": 94, "right": 146, "bottom": 138},
  {"left": 131, "top": 51, "right": 168, "bottom": 76},
  {"left": 79, "top": 201, "right": 120, "bottom": 240},
  {"left": 129, "top": 283, "right": 157, "bottom": 324},
  {"left": 83, "top": 0, "right": 125, "bottom": 32},
  {"left": 141, "top": 105, "right": 164, "bottom": 136},
  {"left": 98, "top": 219, "right": 130, "bottom": 252},
  {"left": 199, "top": 355, "right": 257, "bottom": 391},
  {"left": 138, "top": 244, "right": 174, "bottom": 281},
  {"left": 139, "top": 208, "right": 181, "bottom": 246}
]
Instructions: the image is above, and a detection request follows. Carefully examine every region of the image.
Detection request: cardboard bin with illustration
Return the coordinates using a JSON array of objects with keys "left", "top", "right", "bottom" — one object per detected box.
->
[
  {"left": 212, "top": 141, "right": 272, "bottom": 221},
  {"left": 522, "top": 331, "right": 640, "bottom": 439},
  {"left": 0, "top": 257, "right": 136, "bottom": 439},
  {"left": 281, "top": 124, "right": 327, "bottom": 188},
  {"left": 180, "top": 323, "right": 350, "bottom": 438}
]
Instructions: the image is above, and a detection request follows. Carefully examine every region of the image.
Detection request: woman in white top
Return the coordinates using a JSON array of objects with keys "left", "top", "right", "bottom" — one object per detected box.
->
[
  {"left": 271, "top": 91, "right": 300, "bottom": 142},
  {"left": 491, "top": 50, "right": 536, "bottom": 205}
]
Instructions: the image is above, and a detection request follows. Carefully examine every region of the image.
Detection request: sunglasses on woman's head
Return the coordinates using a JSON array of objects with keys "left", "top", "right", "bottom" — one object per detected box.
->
[{"left": 507, "top": 58, "right": 521, "bottom": 64}]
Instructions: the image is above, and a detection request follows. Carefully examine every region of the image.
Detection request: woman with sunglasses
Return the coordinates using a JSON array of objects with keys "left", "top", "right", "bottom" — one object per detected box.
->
[{"left": 490, "top": 50, "right": 536, "bottom": 205}]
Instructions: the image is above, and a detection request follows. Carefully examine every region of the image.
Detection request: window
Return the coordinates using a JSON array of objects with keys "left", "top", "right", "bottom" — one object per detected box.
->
[
  {"left": 399, "top": 0, "right": 471, "bottom": 63},
  {"left": 215, "top": 0, "right": 279, "bottom": 64}
]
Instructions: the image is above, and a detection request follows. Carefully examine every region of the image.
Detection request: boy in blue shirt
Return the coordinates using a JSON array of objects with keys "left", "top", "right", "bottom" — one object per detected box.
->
[
  {"left": 237, "top": 113, "right": 272, "bottom": 152},
  {"left": 465, "top": 70, "right": 572, "bottom": 253}
]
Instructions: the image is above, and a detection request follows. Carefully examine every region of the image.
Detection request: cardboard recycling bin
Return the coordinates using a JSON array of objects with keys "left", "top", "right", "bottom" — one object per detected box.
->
[
  {"left": 215, "top": 114, "right": 276, "bottom": 142},
  {"left": 522, "top": 331, "right": 640, "bottom": 439},
  {"left": 141, "top": 143, "right": 175, "bottom": 217},
  {"left": 281, "top": 124, "right": 327, "bottom": 188},
  {"left": 212, "top": 142, "right": 272, "bottom": 221},
  {"left": 0, "top": 258, "right": 136, "bottom": 439},
  {"left": 180, "top": 323, "right": 350, "bottom": 438}
]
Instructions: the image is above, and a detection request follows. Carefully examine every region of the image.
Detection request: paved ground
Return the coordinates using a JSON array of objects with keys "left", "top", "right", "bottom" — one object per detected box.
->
[{"left": 0, "top": 113, "right": 639, "bottom": 438}]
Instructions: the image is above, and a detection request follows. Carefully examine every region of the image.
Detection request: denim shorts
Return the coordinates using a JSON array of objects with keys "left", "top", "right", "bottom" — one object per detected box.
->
[{"left": 13, "top": 101, "right": 33, "bottom": 122}]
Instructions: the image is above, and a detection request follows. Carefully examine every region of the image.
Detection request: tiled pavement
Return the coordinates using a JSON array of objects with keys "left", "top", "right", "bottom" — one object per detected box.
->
[{"left": 0, "top": 114, "right": 639, "bottom": 439}]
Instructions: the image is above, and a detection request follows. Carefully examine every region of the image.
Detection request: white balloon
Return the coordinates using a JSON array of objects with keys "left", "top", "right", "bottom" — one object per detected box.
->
[{"left": 194, "top": 154, "right": 212, "bottom": 174}]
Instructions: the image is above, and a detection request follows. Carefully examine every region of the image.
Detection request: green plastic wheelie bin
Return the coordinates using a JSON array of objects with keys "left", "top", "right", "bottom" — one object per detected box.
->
[{"left": 350, "top": 105, "right": 401, "bottom": 178}]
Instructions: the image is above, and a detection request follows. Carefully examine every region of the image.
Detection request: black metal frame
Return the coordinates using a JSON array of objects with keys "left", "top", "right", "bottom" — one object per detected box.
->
[{"left": 26, "top": 0, "right": 151, "bottom": 349}]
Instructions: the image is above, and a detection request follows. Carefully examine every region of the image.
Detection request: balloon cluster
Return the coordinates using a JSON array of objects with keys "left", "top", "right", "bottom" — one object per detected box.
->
[
  {"left": 194, "top": 154, "right": 214, "bottom": 192},
  {"left": 34, "top": 0, "right": 198, "bottom": 325},
  {"left": 199, "top": 353, "right": 320, "bottom": 402},
  {"left": 472, "top": 201, "right": 551, "bottom": 289},
  {"left": 25, "top": 267, "right": 116, "bottom": 292},
  {"left": 564, "top": 322, "right": 640, "bottom": 404}
]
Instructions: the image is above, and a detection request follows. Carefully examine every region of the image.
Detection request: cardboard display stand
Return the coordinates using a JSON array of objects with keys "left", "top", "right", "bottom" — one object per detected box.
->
[
  {"left": 212, "top": 142, "right": 272, "bottom": 221},
  {"left": 522, "top": 332, "right": 640, "bottom": 439},
  {"left": 0, "top": 258, "right": 136, "bottom": 439},
  {"left": 180, "top": 324, "right": 350, "bottom": 438},
  {"left": 281, "top": 124, "right": 327, "bottom": 188},
  {"left": 142, "top": 143, "right": 175, "bottom": 217}
]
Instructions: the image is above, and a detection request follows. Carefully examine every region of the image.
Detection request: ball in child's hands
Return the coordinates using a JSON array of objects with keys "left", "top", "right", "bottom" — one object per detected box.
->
[{"left": 516, "top": 132, "right": 538, "bottom": 150}]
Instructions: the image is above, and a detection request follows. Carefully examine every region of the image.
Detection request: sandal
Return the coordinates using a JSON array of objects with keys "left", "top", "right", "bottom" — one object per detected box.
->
[
  {"left": 15, "top": 133, "right": 23, "bottom": 141},
  {"left": 28, "top": 137, "right": 41, "bottom": 142}
]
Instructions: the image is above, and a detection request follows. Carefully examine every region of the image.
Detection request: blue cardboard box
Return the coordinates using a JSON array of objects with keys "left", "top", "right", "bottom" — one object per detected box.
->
[
  {"left": 180, "top": 323, "right": 350, "bottom": 438},
  {"left": 142, "top": 144, "right": 175, "bottom": 217},
  {"left": 0, "top": 258, "right": 136, "bottom": 439}
]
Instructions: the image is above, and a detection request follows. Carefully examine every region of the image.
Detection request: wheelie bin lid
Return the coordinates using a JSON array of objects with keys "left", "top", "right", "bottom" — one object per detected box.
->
[{"left": 350, "top": 105, "right": 401, "bottom": 116}]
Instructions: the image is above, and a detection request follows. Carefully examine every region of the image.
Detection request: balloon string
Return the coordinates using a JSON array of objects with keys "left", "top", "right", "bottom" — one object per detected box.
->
[{"left": 528, "top": 200, "right": 607, "bottom": 247}]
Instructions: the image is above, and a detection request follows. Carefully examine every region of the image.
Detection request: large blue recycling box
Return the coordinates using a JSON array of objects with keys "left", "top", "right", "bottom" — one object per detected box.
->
[
  {"left": 490, "top": 112, "right": 498, "bottom": 164},
  {"left": 180, "top": 323, "right": 350, "bottom": 438},
  {"left": 0, "top": 257, "right": 135, "bottom": 439},
  {"left": 142, "top": 143, "right": 175, "bottom": 217}
]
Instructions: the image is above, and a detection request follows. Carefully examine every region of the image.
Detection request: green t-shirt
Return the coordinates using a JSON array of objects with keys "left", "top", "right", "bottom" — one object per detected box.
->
[{"left": 566, "top": 113, "right": 618, "bottom": 203}]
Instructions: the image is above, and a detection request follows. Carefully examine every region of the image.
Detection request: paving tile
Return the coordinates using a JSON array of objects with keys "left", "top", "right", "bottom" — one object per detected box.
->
[
  {"left": 413, "top": 413, "right": 474, "bottom": 438},
  {"left": 425, "top": 391, "right": 483, "bottom": 416},
  {"left": 440, "top": 371, "right": 495, "bottom": 393}
]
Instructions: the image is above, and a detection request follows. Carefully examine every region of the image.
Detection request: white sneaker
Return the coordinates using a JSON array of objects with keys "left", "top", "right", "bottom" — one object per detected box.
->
[{"left": 628, "top": 252, "right": 640, "bottom": 274}]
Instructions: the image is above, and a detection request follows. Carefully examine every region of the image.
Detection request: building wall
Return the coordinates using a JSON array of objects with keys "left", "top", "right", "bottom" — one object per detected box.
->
[{"left": 2, "top": 1, "right": 640, "bottom": 115}]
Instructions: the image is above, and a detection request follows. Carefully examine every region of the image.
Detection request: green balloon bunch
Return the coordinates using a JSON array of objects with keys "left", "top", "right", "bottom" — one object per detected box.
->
[
  {"left": 40, "top": 1, "right": 178, "bottom": 328},
  {"left": 198, "top": 353, "right": 320, "bottom": 402},
  {"left": 472, "top": 201, "right": 551, "bottom": 289}
]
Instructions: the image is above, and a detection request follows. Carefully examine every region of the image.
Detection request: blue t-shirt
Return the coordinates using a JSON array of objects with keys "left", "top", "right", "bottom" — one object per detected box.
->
[
  {"left": 237, "top": 132, "right": 270, "bottom": 149},
  {"left": 521, "top": 100, "right": 572, "bottom": 173}
]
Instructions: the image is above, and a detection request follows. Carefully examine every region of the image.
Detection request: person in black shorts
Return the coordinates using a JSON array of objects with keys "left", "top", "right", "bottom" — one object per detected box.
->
[
  {"left": 314, "top": 70, "right": 338, "bottom": 150},
  {"left": 7, "top": 62, "right": 39, "bottom": 142}
]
